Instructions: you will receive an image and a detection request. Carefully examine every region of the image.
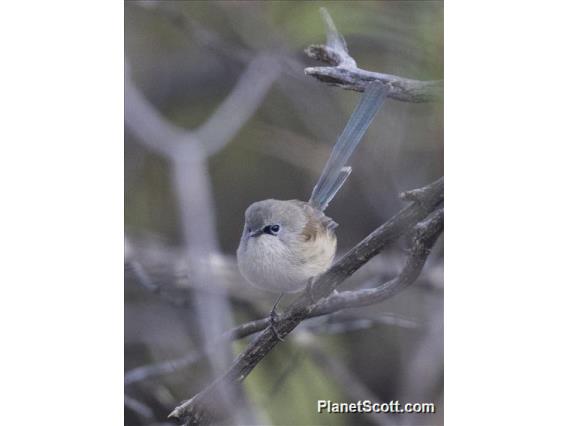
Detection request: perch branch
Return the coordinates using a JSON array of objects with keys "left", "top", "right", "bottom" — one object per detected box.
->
[
  {"left": 311, "top": 206, "right": 443, "bottom": 315},
  {"left": 168, "top": 177, "right": 443, "bottom": 424},
  {"left": 304, "top": 8, "right": 443, "bottom": 102}
]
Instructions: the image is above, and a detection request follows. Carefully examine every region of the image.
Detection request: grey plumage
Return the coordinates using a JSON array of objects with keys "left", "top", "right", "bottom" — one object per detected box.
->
[{"left": 237, "top": 199, "right": 336, "bottom": 293}]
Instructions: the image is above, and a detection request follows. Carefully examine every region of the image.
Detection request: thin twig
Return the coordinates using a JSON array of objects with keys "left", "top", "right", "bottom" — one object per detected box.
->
[
  {"left": 311, "top": 312, "right": 419, "bottom": 335},
  {"left": 304, "top": 8, "right": 443, "bottom": 102}
]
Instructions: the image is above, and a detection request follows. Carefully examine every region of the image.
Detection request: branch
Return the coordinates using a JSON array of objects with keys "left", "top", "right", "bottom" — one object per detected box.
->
[
  {"left": 304, "top": 8, "right": 443, "bottom": 102},
  {"left": 168, "top": 177, "right": 443, "bottom": 424},
  {"left": 308, "top": 312, "right": 419, "bottom": 335},
  {"left": 311, "top": 209, "right": 443, "bottom": 315}
]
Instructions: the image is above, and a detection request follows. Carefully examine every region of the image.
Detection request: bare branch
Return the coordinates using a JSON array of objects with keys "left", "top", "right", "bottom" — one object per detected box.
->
[
  {"left": 311, "top": 207, "right": 443, "bottom": 316},
  {"left": 304, "top": 8, "right": 443, "bottom": 102},
  {"left": 309, "top": 312, "right": 419, "bottom": 335},
  {"left": 125, "top": 349, "right": 205, "bottom": 387},
  {"left": 319, "top": 8, "right": 355, "bottom": 68},
  {"left": 168, "top": 178, "right": 443, "bottom": 424}
]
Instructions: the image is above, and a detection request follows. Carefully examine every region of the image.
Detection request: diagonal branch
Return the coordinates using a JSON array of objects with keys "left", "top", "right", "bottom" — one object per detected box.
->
[
  {"left": 168, "top": 178, "right": 443, "bottom": 425},
  {"left": 304, "top": 8, "right": 443, "bottom": 102}
]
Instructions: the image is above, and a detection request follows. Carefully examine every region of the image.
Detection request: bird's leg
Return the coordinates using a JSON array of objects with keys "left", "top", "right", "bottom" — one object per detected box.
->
[
  {"left": 306, "top": 277, "right": 317, "bottom": 305},
  {"left": 269, "top": 292, "right": 285, "bottom": 342}
]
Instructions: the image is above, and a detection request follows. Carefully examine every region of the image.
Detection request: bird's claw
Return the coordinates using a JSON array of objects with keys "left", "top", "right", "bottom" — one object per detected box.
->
[
  {"left": 269, "top": 293, "right": 285, "bottom": 341},
  {"left": 306, "top": 278, "right": 317, "bottom": 305},
  {"left": 269, "top": 307, "right": 285, "bottom": 342}
]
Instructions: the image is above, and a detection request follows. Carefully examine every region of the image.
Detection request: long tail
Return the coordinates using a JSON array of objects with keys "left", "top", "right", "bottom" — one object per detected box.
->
[{"left": 309, "top": 82, "right": 389, "bottom": 211}]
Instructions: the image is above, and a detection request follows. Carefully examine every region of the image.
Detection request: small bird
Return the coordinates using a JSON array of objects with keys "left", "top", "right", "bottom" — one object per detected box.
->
[{"left": 237, "top": 82, "right": 389, "bottom": 303}]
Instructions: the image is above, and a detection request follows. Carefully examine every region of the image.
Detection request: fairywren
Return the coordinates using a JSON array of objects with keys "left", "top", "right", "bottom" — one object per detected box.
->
[{"left": 237, "top": 82, "right": 389, "bottom": 294}]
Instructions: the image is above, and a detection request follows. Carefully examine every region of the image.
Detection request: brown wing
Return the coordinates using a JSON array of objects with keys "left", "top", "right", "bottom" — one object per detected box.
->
[{"left": 290, "top": 200, "right": 338, "bottom": 242}]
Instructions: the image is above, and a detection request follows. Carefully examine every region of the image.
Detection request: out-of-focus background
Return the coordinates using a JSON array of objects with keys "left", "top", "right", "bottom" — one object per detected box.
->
[{"left": 125, "top": 1, "right": 443, "bottom": 425}]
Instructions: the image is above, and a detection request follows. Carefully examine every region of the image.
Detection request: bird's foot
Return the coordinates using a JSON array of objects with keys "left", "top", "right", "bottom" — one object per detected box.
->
[
  {"left": 269, "top": 293, "right": 285, "bottom": 342},
  {"left": 306, "top": 278, "right": 317, "bottom": 305}
]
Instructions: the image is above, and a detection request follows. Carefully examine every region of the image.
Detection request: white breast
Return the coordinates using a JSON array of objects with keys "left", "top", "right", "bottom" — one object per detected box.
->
[{"left": 237, "top": 232, "right": 335, "bottom": 293}]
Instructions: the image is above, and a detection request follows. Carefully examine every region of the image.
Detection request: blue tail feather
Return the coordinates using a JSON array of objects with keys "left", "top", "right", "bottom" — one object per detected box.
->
[{"left": 309, "top": 82, "right": 389, "bottom": 211}]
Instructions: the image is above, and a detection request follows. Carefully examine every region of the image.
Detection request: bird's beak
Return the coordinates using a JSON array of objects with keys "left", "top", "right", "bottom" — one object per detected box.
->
[{"left": 248, "top": 229, "right": 263, "bottom": 238}]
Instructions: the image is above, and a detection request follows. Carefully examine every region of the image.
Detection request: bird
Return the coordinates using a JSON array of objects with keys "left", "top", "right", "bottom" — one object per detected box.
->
[{"left": 236, "top": 82, "right": 389, "bottom": 336}]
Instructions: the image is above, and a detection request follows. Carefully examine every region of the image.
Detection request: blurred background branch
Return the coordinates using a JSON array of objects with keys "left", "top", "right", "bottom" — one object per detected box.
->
[
  {"left": 125, "top": 394, "right": 157, "bottom": 424},
  {"left": 126, "top": 39, "right": 280, "bottom": 425},
  {"left": 302, "top": 337, "right": 396, "bottom": 426}
]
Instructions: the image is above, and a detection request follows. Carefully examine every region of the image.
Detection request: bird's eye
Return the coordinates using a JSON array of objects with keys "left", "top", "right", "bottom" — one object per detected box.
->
[{"left": 263, "top": 224, "right": 280, "bottom": 235}]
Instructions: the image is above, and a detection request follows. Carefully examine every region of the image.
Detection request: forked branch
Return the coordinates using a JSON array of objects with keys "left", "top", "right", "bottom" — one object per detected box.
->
[{"left": 304, "top": 8, "right": 443, "bottom": 102}]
